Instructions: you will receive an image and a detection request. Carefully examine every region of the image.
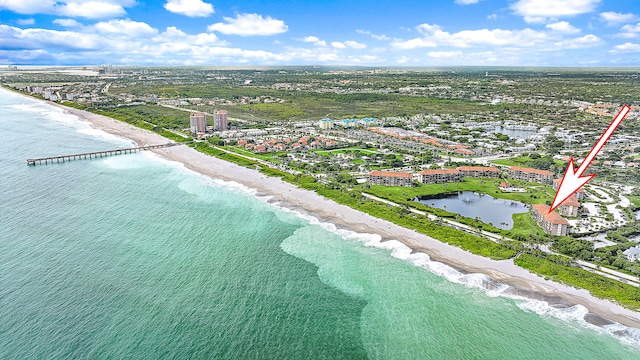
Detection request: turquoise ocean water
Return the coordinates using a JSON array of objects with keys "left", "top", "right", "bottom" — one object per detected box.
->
[{"left": 1, "top": 88, "right": 640, "bottom": 359}]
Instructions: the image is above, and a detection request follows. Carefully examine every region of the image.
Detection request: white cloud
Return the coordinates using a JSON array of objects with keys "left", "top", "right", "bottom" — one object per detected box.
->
[
  {"left": 0, "top": 0, "right": 133, "bottom": 18},
  {"left": 53, "top": 18, "right": 82, "bottom": 27},
  {"left": 427, "top": 50, "right": 463, "bottom": 58},
  {"left": 207, "top": 13, "right": 287, "bottom": 36},
  {"left": 356, "top": 29, "right": 390, "bottom": 41},
  {"left": 303, "top": 35, "right": 326, "bottom": 46},
  {"left": 511, "top": 0, "right": 601, "bottom": 22},
  {"left": 396, "top": 56, "right": 411, "bottom": 63},
  {"left": 610, "top": 42, "right": 640, "bottom": 52},
  {"left": 17, "top": 18, "right": 35, "bottom": 25},
  {"left": 164, "top": 0, "right": 214, "bottom": 17},
  {"left": 619, "top": 23, "right": 640, "bottom": 38},
  {"left": 553, "top": 34, "right": 603, "bottom": 49},
  {"left": 600, "top": 11, "right": 637, "bottom": 26},
  {"left": 328, "top": 40, "right": 366, "bottom": 49},
  {"left": 331, "top": 41, "right": 346, "bottom": 49},
  {"left": 487, "top": 13, "right": 497, "bottom": 20},
  {"left": 94, "top": 19, "right": 157, "bottom": 36},
  {"left": 344, "top": 40, "right": 366, "bottom": 49},
  {"left": 455, "top": 0, "right": 481, "bottom": 4},
  {"left": 0, "top": 24, "right": 102, "bottom": 50},
  {"left": 393, "top": 23, "right": 549, "bottom": 49},
  {"left": 546, "top": 21, "right": 581, "bottom": 34},
  {"left": 392, "top": 37, "right": 437, "bottom": 50},
  {"left": 61, "top": 1, "right": 126, "bottom": 18}
]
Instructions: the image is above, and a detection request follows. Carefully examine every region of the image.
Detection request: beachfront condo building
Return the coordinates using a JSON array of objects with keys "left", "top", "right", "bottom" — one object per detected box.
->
[
  {"left": 508, "top": 166, "right": 554, "bottom": 185},
  {"left": 368, "top": 171, "right": 414, "bottom": 187},
  {"left": 418, "top": 169, "right": 461, "bottom": 184},
  {"left": 190, "top": 112, "right": 206, "bottom": 134},
  {"left": 214, "top": 110, "right": 228, "bottom": 131},
  {"left": 531, "top": 204, "right": 569, "bottom": 236}
]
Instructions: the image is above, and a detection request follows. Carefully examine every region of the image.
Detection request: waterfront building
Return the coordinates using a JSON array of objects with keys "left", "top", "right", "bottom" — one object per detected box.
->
[
  {"left": 189, "top": 112, "right": 207, "bottom": 134},
  {"left": 456, "top": 166, "right": 500, "bottom": 178},
  {"left": 558, "top": 195, "right": 580, "bottom": 217},
  {"left": 531, "top": 204, "right": 569, "bottom": 236},
  {"left": 214, "top": 110, "right": 228, "bottom": 131},
  {"left": 509, "top": 166, "right": 554, "bottom": 185},
  {"left": 418, "top": 169, "right": 461, "bottom": 184},
  {"left": 368, "top": 171, "right": 414, "bottom": 187}
]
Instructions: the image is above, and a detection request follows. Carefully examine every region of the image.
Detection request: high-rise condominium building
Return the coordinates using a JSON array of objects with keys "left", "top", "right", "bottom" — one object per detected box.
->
[
  {"left": 190, "top": 112, "right": 206, "bottom": 134},
  {"left": 214, "top": 110, "right": 228, "bottom": 131}
]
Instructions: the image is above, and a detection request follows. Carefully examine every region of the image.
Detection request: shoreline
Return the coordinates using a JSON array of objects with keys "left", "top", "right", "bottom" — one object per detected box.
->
[{"left": 20, "top": 93, "right": 640, "bottom": 330}]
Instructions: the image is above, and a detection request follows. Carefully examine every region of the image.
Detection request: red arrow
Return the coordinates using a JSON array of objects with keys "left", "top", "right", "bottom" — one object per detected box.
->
[{"left": 549, "top": 104, "right": 631, "bottom": 213}]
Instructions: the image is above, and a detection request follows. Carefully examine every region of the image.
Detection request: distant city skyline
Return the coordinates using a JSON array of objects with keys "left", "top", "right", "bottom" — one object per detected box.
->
[{"left": 1, "top": 0, "right": 639, "bottom": 66}]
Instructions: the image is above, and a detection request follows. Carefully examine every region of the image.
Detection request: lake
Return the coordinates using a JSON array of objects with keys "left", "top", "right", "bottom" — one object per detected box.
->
[{"left": 415, "top": 191, "right": 528, "bottom": 229}]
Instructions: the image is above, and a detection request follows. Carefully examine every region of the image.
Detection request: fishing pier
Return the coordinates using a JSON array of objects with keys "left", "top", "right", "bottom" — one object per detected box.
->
[{"left": 27, "top": 142, "right": 181, "bottom": 166}]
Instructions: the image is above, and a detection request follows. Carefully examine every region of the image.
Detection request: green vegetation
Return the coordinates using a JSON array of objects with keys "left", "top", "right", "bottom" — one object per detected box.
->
[
  {"left": 313, "top": 187, "right": 518, "bottom": 260},
  {"left": 515, "top": 253, "right": 640, "bottom": 310},
  {"left": 492, "top": 154, "right": 564, "bottom": 170}
]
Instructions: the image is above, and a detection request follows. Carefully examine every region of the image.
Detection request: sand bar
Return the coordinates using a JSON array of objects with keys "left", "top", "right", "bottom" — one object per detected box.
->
[{"left": 37, "top": 99, "right": 640, "bottom": 330}]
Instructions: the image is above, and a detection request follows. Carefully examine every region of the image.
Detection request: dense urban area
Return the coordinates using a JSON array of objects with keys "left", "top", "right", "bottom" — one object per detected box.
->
[{"left": 4, "top": 65, "right": 640, "bottom": 309}]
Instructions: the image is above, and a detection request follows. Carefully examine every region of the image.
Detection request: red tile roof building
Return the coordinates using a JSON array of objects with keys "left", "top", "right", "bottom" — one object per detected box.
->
[
  {"left": 418, "top": 169, "right": 461, "bottom": 184},
  {"left": 558, "top": 195, "right": 580, "bottom": 217},
  {"left": 368, "top": 171, "right": 414, "bottom": 187},
  {"left": 456, "top": 166, "right": 500, "bottom": 178},
  {"left": 531, "top": 204, "right": 569, "bottom": 236},
  {"left": 509, "top": 166, "right": 554, "bottom": 185}
]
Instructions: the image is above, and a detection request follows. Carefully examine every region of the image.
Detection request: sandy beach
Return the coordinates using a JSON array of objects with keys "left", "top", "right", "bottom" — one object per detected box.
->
[{"left": 47, "top": 102, "right": 640, "bottom": 330}]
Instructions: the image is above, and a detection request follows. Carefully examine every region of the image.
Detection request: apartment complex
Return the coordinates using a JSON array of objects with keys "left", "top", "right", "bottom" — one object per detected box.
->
[
  {"left": 368, "top": 171, "right": 414, "bottom": 187},
  {"left": 189, "top": 112, "right": 206, "bottom": 134},
  {"left": 531, "top": 204, "right": 569, "bottom": 236},
  {"left": 456, "top": 166, "right": 500, "bottom": 178},
  {"left": 509, "top": 166, "right": 554, "bottom": 185},
  {"left": 417, "top": 169, "right": 461, "bottom": 184}
]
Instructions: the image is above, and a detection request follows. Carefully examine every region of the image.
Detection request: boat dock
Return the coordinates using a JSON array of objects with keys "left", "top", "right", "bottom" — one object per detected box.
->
[{"left": 27, "top": 142, "right": 181, "bottom": 166}]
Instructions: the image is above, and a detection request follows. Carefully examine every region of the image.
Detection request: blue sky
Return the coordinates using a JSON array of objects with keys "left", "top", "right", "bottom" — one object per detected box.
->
[{"left": 1, "top": 0, "right": 639, "bottom": 66}]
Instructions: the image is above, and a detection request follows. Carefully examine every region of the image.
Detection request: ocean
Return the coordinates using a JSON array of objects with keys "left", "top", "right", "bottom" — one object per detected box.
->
[{"left": 1, "top": 88, "right": 640, "bottom": 359}]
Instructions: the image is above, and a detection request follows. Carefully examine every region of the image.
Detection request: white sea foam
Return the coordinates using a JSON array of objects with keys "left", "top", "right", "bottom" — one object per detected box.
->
[
  {"left": 260, "top": 200, "right": 640, "bottom": 348},
  {"left": 7, "top": 102, "right": 132, "bottom": 146}
]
